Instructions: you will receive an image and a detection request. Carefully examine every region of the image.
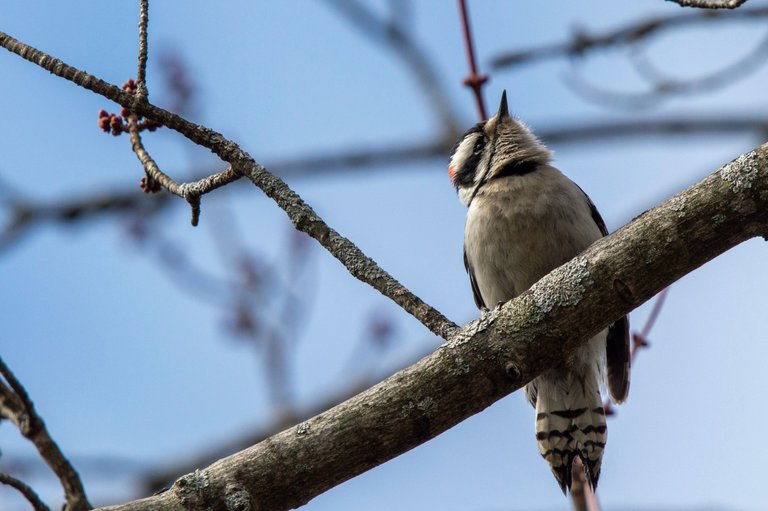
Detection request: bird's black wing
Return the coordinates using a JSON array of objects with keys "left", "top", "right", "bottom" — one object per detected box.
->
[
  {"left": 464, "top": 248, "right": 486, "bottom": 310},
  {"left": 580, "top": 187, "right": 631, "bottom": 402},
  {"left": 583, "top": 190, "right": 609, "bottom": 237}
]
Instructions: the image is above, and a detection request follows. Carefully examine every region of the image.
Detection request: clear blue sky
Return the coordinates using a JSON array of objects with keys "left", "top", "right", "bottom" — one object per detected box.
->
[{"left": 1, "top": 1, "right": 767, "bottom": 510}]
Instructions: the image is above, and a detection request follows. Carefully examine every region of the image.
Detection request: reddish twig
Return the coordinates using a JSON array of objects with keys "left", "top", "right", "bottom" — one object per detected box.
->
[
  {"left": 457, "top": 0, "right": 489, "bottom": 120},
  {"left": 603, "top": 287, "right": 670, "bottom": 417},
  {"left": 633, "top": 287, "right": 669, "bottom": 356},
  {"left": 569, "top": 457, "right": 601, "bottom": 510}
]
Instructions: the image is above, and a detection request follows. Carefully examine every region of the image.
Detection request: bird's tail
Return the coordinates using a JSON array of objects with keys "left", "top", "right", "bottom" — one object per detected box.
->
[{"left": 533, "top": 372, "right": 607, "bottom": 494}]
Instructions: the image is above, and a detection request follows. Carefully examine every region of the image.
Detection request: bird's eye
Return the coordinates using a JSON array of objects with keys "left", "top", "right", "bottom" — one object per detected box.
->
[{"left": 472, "top": 138, "right": 485, "bottom": 155}]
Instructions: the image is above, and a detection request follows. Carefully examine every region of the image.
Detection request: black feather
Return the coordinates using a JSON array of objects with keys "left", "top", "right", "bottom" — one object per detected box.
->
[
  {"left": 577, "top": 185, "right": 631, "bottom": 402},
  {"left": 463, "top": 249, "right": 486, "bottom": 309},
  {"left": 606, "top": 316, "right": 631, "bottom": 402}
]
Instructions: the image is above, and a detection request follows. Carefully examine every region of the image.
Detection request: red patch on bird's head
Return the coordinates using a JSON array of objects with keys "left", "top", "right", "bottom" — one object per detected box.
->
[{"left": 448, "top": 165, "right": 457, "bottom": 186}]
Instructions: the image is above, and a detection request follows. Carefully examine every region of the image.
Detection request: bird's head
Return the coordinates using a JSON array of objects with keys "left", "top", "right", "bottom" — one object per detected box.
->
[{"left": 448, "top": 90, "right": 552, "bottom": 205}]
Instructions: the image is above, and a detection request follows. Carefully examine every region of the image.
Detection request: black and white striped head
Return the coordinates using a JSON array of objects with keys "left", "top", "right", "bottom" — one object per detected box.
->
[{"left": 448, "top": 91, "right": 552, "bottom": 205}]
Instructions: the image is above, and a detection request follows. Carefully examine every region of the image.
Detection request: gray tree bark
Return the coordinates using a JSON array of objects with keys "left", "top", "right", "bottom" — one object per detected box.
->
[{"left": 93, "top": 145, "right": 768, "bottom": 511}]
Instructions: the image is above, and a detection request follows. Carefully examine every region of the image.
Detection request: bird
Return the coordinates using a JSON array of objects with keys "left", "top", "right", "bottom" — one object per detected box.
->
[{"left": 448, "top": 90, "right": 630, "bottom": 493}]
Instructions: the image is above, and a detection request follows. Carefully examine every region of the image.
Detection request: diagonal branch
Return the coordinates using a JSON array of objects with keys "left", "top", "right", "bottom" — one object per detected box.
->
[
  {"left": 0, "top": 473, "right": 51, "bottom": 511},
  {"left": 94, "top": 143, "right": 768, "bottom": 511},
  {"left": 0, "top": 30, "right": 459, "bottom": 340},
  {"left": 0, "top": 357, "right": 91, "bottom": 511}
]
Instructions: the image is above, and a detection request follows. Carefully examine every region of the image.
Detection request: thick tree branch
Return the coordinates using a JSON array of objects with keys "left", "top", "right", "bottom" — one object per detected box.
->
[
  {"left": 0, "top": 30, "right": 458, "bottom": 340},
  {"left": 93, "top": 144, "right": 768, "bottom": 511}
]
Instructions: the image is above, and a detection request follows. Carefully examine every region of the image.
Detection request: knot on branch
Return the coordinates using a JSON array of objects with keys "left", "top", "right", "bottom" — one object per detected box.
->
[
  {"left": 462, "top": 73, "right": 489, "bottom": 89},
  {"left": 173, "top": 469, "right": 211, "bottom": 508},
  {"left": 504, "top": 361, "right": 521, "bottom": 383},
  {"left": 225, "top": 484, "right": 253, "bottom": 511}
]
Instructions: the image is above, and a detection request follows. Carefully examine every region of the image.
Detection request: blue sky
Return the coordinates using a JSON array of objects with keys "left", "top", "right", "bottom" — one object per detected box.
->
[{"left": 1, "top": 1, "right": 767, "bottom": 510}]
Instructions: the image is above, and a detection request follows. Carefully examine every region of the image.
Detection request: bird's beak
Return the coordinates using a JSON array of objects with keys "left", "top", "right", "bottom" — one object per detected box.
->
[{"left": 497, "top": 90, "right": 509, "bottom": 119}]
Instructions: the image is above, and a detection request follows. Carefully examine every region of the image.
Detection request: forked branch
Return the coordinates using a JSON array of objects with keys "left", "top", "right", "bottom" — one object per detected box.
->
[{"left": 0, "top": 30, "right": 458, "bottom": 340}]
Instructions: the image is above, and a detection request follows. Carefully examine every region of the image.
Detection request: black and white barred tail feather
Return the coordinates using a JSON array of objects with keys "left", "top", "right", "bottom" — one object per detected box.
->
[{"left": 532, "top": 372, "right": 607, "bottom": 493}]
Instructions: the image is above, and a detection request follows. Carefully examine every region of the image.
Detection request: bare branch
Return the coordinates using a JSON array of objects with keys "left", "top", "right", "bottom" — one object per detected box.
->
[
  {"left": 0, "top": 187, "right": 168, "bottom": 252},
  {"left": 136, "top": 0, "right": 149, "bottom": 99},
  {"left": 95, "top": 143, "right": 768, "bottom": 511},
  {"left": 0, "top": 473, "right": 51, "bottom": 511},
  {"left": 0, "top": 357, "right": 91, "bottom": 511},
  {"left": 568, "top": 457, "right": 600, "bottom": 511},
  {"left": 491, "top": 6, "right": 768, "bottom": 69},
  {"left": 126, "top": 114, "right": 240, "bottom": 225},
  {"left": 0, "top": 30, "right": 459, "bottom": 340},
  {"left": 566, "top": 29, "right": 768, "bottom": 109}
]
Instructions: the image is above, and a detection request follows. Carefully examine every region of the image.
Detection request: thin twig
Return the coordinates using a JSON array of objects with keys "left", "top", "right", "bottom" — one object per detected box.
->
[
  {"left": 457, "top": 0, "right": 488, "bottom": 120},
  {"left": 127, "top": 114, "right": 239, "bottom": 225},
  {"left": 569, "top": 457, "right": 601, "bottom": 510},
  {"left": 0, "top": 357, "right": 91, "bottom": 511},
  {"left": 603, "top": 287, "right": 671, "bottom": 416},
  {"left": 0, "top": 30, "right": 459, "bottom": 340},
  {"left": 633, "top": 287, "right": 669, "bottom": 356},
  {"left": 491, "top": 7, "right": 768, "bottom": 69},
  {"left": 0, "top": 473, "right": 51, "bottom": 511},
  {"left": 136, "top": 0, "right": 149, "bottom": 99},
  {"left": 566, "top": 28, "right": 768, "bottom": 110}
]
